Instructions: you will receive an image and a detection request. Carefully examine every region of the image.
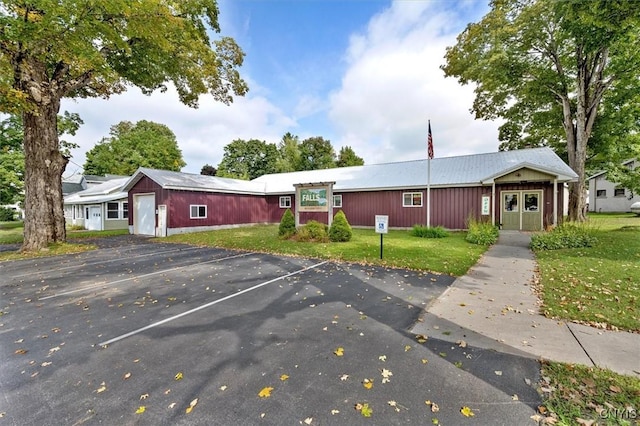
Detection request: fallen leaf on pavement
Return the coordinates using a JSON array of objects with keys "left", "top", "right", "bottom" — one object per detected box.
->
[
  {"left": 334, "top": 347, "right": 344, "bottom": 357},
  {"left": 280, "top": 374, "right": 289, "bottom": 381},
  {"left": 258, "top": 387, "right": 274, "bottom": 398},
  {"left": 460, "top": 406, "right": 475, "bottom": 417},
  {"left": 135, "top": 406, "right": 145, "bottom": 414},
  {"left": 362, "top": 378, "right": 374, "bottom": 389},
  {"left": 175, "top": 372, "right": 183, "bottom": 380},
  {"left": 185, "top": 398, "right": 198, "bottom": 414}
]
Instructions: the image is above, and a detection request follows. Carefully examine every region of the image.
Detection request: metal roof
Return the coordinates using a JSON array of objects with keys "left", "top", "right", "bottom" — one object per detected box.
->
[
  {"left": 64, "top": 178, "right": 129, "bottom": 204},
  {"left": 123, "top": 168, "right": 267, "bottom": 195},
  {"left": 121, "top": 148, "right": 577, "bottom": 196},
  {"left": 252, "top": 147, "right": 578, "bottom": 193}
]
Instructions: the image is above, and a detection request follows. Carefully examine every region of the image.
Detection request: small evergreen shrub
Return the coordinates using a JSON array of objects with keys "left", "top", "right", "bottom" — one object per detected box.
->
[
  {"left": 329, "top": 210, "right": 353, "bottom": 242},
  {"left": 465, "top": 217, "right": 499, "bottom": 245},
  {"left": 278, "top": 208, "right": 296, "bottom": 238},
  {"left": 411, "top": 225, "right": 449, "bottom": 238},
  {"left": 295, "top": 220, "right": 328, "bottom": 242},
  {"left": 530, "top": 224, "right": 598, "bottom": 250}
]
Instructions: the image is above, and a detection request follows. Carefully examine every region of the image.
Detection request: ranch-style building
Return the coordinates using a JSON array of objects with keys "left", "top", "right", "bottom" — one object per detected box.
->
[
  {"left": 588, "top": 158, "right": 639, "bottom": 213},
  {"left": 122, "top": 147, "right": 578, "bottom": 237}
]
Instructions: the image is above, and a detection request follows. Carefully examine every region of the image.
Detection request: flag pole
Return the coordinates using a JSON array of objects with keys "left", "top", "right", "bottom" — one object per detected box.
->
[{"left": 427, "top": 120, "right": 433, "bottom": 227}]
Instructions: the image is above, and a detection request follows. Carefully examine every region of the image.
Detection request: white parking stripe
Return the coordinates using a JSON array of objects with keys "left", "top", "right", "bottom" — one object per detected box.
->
[
  {"left": 11, "top": 246, "right": 202, "bottom": 279},
  {"left": 97, "top": 260, "right": 329, "bottom": 347},
  {"left": 38, "top": 252, "right": 254, "bottom": 300}
]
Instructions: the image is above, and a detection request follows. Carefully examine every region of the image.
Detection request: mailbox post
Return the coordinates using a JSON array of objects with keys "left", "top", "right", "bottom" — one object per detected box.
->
[{"left": 375, "top": 215, "right": 388, "bottom": 259}]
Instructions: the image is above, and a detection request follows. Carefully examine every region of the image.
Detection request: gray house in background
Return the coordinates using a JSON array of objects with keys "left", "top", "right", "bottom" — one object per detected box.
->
[
  {"left": 64, "top": 178, "right": 129, "bottom": 231},
  {"left": 588, "top": 159, "right": 639, "bottom": 213}
]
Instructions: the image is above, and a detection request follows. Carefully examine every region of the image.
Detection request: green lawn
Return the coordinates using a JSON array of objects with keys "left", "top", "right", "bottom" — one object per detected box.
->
[
  {"left": 534, "top": 213, "right": 640, "bottom": 332},
  {"left": 163, "top": 225, "right": 486, "bottom": 276},
  {"left": 0, "top": 223, "right": 128, "bottom": 260}
]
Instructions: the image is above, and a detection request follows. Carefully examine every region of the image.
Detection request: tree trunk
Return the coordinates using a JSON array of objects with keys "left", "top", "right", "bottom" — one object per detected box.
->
[{"left": 21, "top": 98, "right": 68, "bottom": 252}]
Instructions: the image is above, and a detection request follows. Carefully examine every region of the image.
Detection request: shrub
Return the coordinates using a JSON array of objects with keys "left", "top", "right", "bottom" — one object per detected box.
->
[
  {"left": 329, "top": 210, "right": 353, "bottom": 242},
  {"left": 0, "top": 207, "right": 17, "bottom": 221},
  {"left": 465, "top": 216, "right": 499, "bottom": 245},
  {"left": 295, "top": 220, "right": 328, "bottom": 242},
  {"left": 278, "top": 208, "right": 296, "bottom": 238},
  {"left": 411, "top": 224, "right": 449, "bottom": 238},
  {"left": 530, "top": 224, "right": 598, "bottom": 250}
]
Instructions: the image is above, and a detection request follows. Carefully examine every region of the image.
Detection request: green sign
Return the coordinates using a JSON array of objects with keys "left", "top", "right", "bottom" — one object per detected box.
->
[{"left": 299, "top": 187, "right": 328, "bottom": 212}]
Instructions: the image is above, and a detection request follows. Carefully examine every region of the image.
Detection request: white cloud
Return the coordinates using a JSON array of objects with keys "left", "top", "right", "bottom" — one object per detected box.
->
[
  {"left": 329, "top": 1, "right": 500, "bottom": 164},
  {"left": 62, "top": 85, "right": 295, "bottom": 175}
]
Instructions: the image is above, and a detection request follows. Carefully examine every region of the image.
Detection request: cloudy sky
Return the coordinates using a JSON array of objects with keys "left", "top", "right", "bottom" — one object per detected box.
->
[{"left": 61, "top": 0, "right": 499, "bottom": 176}]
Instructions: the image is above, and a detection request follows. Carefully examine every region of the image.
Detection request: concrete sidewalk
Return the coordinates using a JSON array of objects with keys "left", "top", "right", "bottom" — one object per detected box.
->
[{"left": 411, "top": 231, "right": 640, "bottom": 377}]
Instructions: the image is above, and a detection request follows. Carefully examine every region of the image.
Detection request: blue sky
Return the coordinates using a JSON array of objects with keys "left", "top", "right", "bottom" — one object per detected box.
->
[{"left": 62, "top": 0, "right": 498, "bottom": 176}]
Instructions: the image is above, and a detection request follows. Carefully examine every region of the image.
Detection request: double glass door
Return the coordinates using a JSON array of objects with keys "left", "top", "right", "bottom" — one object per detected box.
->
[{"left": 502, "top": 191, "right": 542, "bottom": 231}]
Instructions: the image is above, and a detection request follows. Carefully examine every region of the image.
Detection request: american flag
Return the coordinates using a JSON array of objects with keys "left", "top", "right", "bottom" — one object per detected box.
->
[{"left": 427, "top": 121, "right": 434, "bottom": 159}]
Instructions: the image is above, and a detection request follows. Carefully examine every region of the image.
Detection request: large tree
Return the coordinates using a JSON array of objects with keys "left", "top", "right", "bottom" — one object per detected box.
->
[
  {"left": 275, "top": 132, "right": 301, "bottom": 173},
  {"left": 442, "top": 0, "right": 640, "bottom": 221},
  {"left": 1, "top": 112, "right": 82, "bottom": 205},
  {"left": 298, "top": 136, "right": 336, "bottom": 171},
  {"left": 0, "top": 1, "right": 247, "bottom": 251},
  {"left": 217, "top": 138, "right": 278, "bottom": 180},
  {"left": 84, "top": 120, "right": 185, "bottom": 175},
  {"left": 336, "top": 146, "right": 365, "bottom": 167}
]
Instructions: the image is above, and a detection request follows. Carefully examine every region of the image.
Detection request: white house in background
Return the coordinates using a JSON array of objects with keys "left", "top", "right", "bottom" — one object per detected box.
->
[
  {"left": 64, "top": 177, "right": 129, "bottom": 231},
  {"left": 588, "top": 159, "right": 640, "bottom": 213}
]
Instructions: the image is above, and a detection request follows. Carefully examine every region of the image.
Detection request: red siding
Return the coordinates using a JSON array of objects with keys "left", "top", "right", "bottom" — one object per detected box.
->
[{"left": 128, "top": 174, "right": 563, "bottom": 232}]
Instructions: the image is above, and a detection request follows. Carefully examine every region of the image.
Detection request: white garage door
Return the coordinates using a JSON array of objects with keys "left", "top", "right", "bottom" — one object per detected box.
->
[{"left": 134, "top": 194, "right": 155, "bottom": 236}]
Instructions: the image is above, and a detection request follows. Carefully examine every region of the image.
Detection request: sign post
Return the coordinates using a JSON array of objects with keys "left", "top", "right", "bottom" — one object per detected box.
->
[{"left": 375, "top": 215, "right": 389, "bottom": 259}]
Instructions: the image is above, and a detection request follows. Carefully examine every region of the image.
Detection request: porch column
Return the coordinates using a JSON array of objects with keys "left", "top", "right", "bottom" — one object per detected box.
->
[
  {"left": 553, "top": 178, "right": 558, "bottom": 226},
  {"left": 491, "top": 182, "right": 496, "bottom": 226}
]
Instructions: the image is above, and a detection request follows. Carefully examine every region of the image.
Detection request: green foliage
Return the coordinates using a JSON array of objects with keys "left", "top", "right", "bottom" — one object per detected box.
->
[
  {"left": 298, "top": 136, "right": 336, "bottom": 171},
  {"left": 200, "top": 164, "right": 217, "bottom": 176},
  {"left": 530, "top": 224, "right": 598, "bottom": 250},
  {"left": 411, "top": 225, "right": 449, "bottom": 238},
  {"left": 329, "top": 210, "right": 352, "bottom": 242},
  {"left": 0, "top": 207, "right": 17, "bottom": 221},
  {"left": 83, "top": 120, "right": 185, "bottom": 175},
  {"left": 442, "top": 0, "right": 640, "bottom": 220},
  {"left": 278, "top": 209, "right": 296, "bottom": 238},
  {"left": 275, "top": 132, "right": 302, "bottom": 173},
  {"left": 217, "top": 138, "right": 278, "bottom": 180},
  {"left": 465, "top": 217, "right": 499, "bottom": 246},
  {"left": 336, "top": 146, "right": 365, "bottom": 167},
  {"left": 295, "top": 220, "right": 328, "bottom": 242}
]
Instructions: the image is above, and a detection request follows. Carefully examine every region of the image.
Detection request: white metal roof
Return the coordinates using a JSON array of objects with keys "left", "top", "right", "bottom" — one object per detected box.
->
[
  {"left": 123, "top": 168, "right": 267, "bottom": 195},
  {"left": 64, "top": 178, "right": 129, "bottom": 205},
  {"left": 252, "top": 147, "right": 578, "bottom": 194}
]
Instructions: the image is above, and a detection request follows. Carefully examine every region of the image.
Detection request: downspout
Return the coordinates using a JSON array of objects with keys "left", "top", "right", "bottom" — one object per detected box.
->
[{"left": 491, "top": 182, "right": 496, "bottom": 227}]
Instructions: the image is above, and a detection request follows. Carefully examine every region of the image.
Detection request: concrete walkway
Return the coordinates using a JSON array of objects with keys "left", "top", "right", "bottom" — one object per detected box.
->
[{"left": 411, "top": 231, "right": 640, "bottom": 377}]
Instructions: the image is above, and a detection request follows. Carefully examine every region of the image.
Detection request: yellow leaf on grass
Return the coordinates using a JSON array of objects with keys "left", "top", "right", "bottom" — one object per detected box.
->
[
  {"left": 175, "top": 372, "right": 183, "bottom": 380},
  {"left": 135, "top": 406, "right": 146, "bottom": 414},
  {"left": 460, "top": 406, "right": 475, "bottom": 417},
  {"left": 334, "top": 347, "right": 344, "bottom": 357},
  {"left": 280, "top": 374, "right": 289, "bottom": 381},
  {"left": 185, "top": 398, "right": 198, "bottom": 414},
  {"left": 258, "top": 387, "right": 274, "bottom": 398}
]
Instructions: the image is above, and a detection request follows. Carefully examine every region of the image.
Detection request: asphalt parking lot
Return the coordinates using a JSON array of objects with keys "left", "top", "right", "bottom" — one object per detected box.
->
[{"left": 0, "top": 236, "right": 541, "bottom": 425}]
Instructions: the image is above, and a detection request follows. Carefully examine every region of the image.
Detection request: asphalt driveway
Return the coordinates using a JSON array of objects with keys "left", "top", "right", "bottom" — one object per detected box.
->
[{"left": 0, "top": 236, "right": 541, "bottom": 425}]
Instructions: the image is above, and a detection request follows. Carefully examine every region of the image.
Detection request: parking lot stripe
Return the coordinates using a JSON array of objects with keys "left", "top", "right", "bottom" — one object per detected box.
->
[
  {"left": 39, "top": 252, "right": 254, "bottom": 301},
  {"left": 97, "top": 260, "right": 329, "bottom": 347},
  {"left": 11, "top": 246, "right": 202, "bottom": 279}
]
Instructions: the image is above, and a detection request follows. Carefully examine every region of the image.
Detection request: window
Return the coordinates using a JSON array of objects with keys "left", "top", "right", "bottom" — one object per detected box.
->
[
  {"left": 190, "top": 205, "right": 207, "bottom": 219},
  {"left": 524, "top": 193, "right": 539, "bottom": 212},
  {"left": 614, "top": 188, "right": 625, "bottom": 197},
  {"left": 107, "top": 202, "right": 119, "bottom": 219},
  {"left": 504, "top": 193, "right": 518, "bottom": 212},
  {"left": 333, "top": 194, "right": 342, "bottom": 208},
  {"left": 403, "top": 192, "right": 423, "bottom": 207},
  {"left": 596, "top": 189, "right": 606, "bottom": 198},
  {"left": 279, "top": 196, "right": 291, "bottom": 208},
  {"left": 122, "top": 202, "right": 129, "bottom": 219}
]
